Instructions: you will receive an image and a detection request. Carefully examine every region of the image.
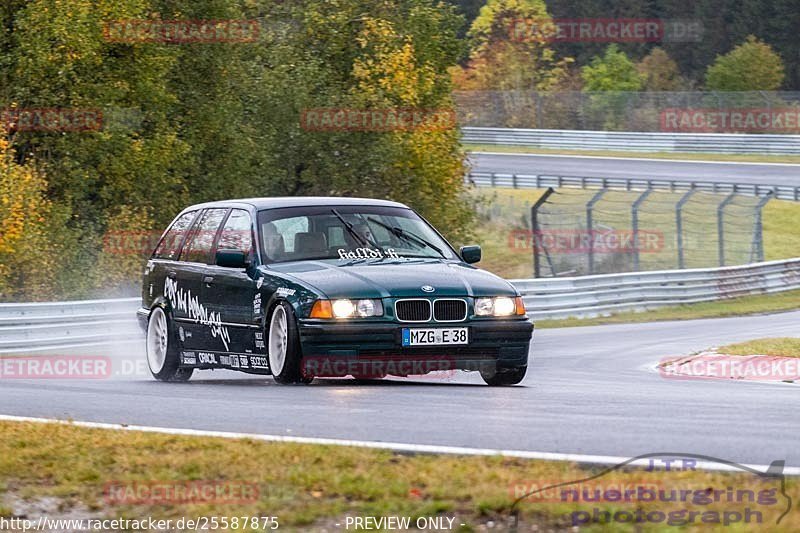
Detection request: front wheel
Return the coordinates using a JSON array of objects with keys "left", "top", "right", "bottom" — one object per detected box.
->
[
  {"left": 268, "top": 301, "right": 311, "bottom": 384},
  {"left": 481, "top": 366, "right": 526, "bottom": 386},
  {"left": 146, "top": 307, "right": 193, "bottom": 382}
]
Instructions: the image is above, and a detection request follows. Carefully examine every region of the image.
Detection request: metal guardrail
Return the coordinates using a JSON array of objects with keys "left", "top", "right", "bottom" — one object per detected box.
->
[
  {"left": 463, "top": 127, "right": 800, "bottom": 155},
  {"left": 0, "top": 298, "right": 141, "bottom": 353},
  {"left": 467, "top": 171, "right": 800, "bottom": 201},
  {"left": 514, "top": 257, "right": 800, "bottom": 320},
  {"left": 1, "top": 257, "right": 799, "bottom": 351}
]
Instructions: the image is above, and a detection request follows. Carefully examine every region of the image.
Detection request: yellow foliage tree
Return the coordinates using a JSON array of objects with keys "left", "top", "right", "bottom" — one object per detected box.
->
[
  {"left": 351, "top": 16, "right": 473, "bottom": 242},
  {"left": 0, "top": 132, "right": 59, "bottom": 300},
  {"left": 456, "top": 0, "right": 571, "bottom": 92}
]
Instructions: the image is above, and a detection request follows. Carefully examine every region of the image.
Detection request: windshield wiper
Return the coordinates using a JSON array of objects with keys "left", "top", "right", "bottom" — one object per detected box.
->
[
  {"left": 366, "top": 216, "right": 446, "bottom": 259},
  {"left": 331, "top": 209, "right": 387, "bottom": 256}
]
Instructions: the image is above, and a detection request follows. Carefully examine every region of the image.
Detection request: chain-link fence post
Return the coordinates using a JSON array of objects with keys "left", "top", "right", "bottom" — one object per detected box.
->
[
  {"left": 586, "top": 188, "right": 608, "bottom": 274},
  {"left": 531, "top": 188, "right": 554, "bottom": 278},
  {"left": 751, "top": 192, "right": 774, "bottom": 263},
  {"left": 676, "top": 188, "right": 697, "bottom": 269},
  {"left": 717, "top": 192, "right": 737, "bottom": 266},
  {"left": 632, "top": 188, "right": 653, "bottom": 271}
]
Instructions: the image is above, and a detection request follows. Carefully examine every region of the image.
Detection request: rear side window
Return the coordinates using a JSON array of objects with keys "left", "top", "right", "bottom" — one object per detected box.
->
[
  {"left": 216, "top": 209, "right": 254, "bottom": 256},
  {"left": 180, "top": 208, "right": 228, "bottom": 264},
  {"left": 152, "top": 211, "right": 197, "bottom": 260}
]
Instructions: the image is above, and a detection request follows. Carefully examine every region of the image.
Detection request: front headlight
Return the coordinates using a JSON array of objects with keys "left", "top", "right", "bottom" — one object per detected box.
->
[
  {"left": 328, "top": 298, "right": 384, "bottom": 318},
  {"left": 332, "top": 299, "right": 356, "bottom": 318},
  {"left": 474, "top": 296, "right": 525, "bottom": 317},
  {"left": 493, "top": 296, "right": 516, "bottom": 316},
  {"left": 474, "top": 297, "right": 494, "bottom": 316}
]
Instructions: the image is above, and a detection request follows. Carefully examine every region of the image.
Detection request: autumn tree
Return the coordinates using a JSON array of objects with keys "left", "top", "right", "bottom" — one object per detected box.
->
[
  {"left": 705, "top": 35, "right": 785, "bottom": 91},
  {"left": 0, "top": 132, "right": 62, "bottom": 300},
  {"left": 582, "top": 45, "right": 643, "bottom": 91},
  {"left": 638, "top": 48, "right": 685, "bottom": 91},
  {"left": 5, "top": 0, "right": 190, "bottom": 225},
  {"left": 581, "top": 45, "right": 643, "bottom": 130},
  {"left": 455, "top": 0, "right": 571, "bottom": 91},
  {"left": 350, "top": 14, "right": 472, "bottom": 240},
  {"left": 0, "top": 0, "right": 475, "bottom": 300},
  {"left": 255, "top": 0, "right": 474, "bottom": 241}
]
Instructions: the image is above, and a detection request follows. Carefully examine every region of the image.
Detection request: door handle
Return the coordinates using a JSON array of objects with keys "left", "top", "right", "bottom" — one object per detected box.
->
[{"left": 203, "top": 276, "right": 214, "bottom": 286}]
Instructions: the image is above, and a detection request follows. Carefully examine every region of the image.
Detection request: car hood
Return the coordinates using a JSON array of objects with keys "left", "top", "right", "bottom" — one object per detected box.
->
[{"left": 265, "top": 260, "right": 516, "bottom": 299}]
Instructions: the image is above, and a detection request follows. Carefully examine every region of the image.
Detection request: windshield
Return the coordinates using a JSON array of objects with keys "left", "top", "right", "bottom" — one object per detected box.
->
[{"left": 257, "top": 205, "right": 457, "bottom": 264}]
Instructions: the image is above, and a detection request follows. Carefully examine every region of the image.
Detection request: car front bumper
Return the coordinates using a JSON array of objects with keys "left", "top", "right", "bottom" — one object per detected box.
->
[{"left": 297, "top": 318, "right": 533, "bottom": 377}]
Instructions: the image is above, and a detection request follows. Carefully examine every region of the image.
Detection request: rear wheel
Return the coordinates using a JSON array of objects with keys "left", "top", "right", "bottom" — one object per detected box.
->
[
  {"left": 268, "top": 301, "right": 311, "bottom": 384},
  {"left": 480, "top": 366, "right": 526, "bottom": 386},
  {"left": 146, "top": 307, "right": 193, "bottom": 382}
]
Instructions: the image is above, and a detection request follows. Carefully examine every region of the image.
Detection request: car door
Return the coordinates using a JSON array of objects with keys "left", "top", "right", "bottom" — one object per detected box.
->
[
  {"left": 144, "top": 209, "right": 198, "bottom": 312},
  {"left": 201, "top": 208, "right": 263, "bottom": 367},
  {"left": 171, "top": 207, "right": 229, "bottom": 356}
]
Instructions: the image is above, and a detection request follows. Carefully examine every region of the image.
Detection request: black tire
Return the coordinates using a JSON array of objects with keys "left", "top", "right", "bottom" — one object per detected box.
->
[
  {"left": 146, "top": 306, "right": 194, "bottom": 382},
  {"left": 480, "top": 366, "right": 527, "bottom": 386},
  {"left": 267, "top": 301, "right": 311, "bottom": 384}
]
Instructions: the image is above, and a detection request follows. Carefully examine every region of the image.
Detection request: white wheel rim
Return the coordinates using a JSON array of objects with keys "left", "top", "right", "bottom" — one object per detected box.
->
[
  {"left": 146, "top": 308, "right": 169, "bottom": 374},
  {"left": 268, "top": 305, "right": 288, "bottom": 376}
]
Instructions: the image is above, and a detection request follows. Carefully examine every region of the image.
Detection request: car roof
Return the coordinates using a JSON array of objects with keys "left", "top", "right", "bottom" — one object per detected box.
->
[{"left": 183, "top": 196, "right": 410, "bottom": 211}]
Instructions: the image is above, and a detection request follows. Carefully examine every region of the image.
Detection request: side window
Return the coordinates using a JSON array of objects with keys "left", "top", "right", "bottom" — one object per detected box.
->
[
  {"left": 153, "top": 211, "right": 197, "bottom": 260},
  {"left": 180, "top": 208, "right": 228, "bottom": 264},
  {"left": 271, "top": 216, "right": 309, "bottom": 254},
  {"left": 216, "top": 209, "right": 253, "bottom": 256}
]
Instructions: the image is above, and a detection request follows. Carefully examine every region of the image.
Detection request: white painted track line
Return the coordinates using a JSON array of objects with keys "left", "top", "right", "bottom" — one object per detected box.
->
[{"left": 2, "top": 414, "right": 797, "bottom": 475}]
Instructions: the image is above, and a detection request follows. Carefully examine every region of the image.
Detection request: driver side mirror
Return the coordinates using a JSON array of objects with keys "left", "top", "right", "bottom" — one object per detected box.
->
[
  {"left": 215, "top": 249, "right": 251, "bottom": 269},
  {"left": 459, "top": 245, "right": 481, "bottom": 264}
]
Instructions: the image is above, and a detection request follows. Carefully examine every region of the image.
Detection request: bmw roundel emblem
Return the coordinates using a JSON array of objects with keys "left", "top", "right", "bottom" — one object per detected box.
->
[{"left": 421, "top": 285, "right": 435, "bottom": 293}]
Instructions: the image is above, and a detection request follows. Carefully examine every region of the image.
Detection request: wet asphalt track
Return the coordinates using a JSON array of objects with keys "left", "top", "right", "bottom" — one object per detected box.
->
[
  {"left": 1, "top": 310, "right": 798, "bottom": 468},
  {"left": 469, "top": 152, "right": 800, "bottom": 187}
]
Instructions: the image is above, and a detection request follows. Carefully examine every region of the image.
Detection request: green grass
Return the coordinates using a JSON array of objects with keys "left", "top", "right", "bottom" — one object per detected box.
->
[
  {"left": 717, "top": 337, "right": 800, "bottom": 357},
  {"left": 472, "top": 188, "right": 547, "bottom": 279},
  {"left": 469, "top": 187, "right": 800, "bottom": 328},
  {"left": 473, "top": 187, "right": 800, "bottom": 280},
  {"left": 763, "top": 200, "right": 800, "bottom": 261},
  {"left": 534, "top": 289, "right": 800, "bottom": 328},
  {"left": 0, "top": 421, "right": 796, "bottom": 531},
  {"left": 465, "top": 143, "right": 800, "bottom": 164}
]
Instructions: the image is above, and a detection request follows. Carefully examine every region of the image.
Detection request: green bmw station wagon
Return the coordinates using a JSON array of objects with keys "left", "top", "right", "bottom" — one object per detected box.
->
[{"left": 138, "top": 197, "right": 533, "bottom": 386}]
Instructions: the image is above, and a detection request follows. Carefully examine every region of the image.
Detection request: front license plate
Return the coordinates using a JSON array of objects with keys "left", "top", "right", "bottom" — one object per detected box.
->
[{"left": 402, "top": 327, "right": 468, "bottom": 346}]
